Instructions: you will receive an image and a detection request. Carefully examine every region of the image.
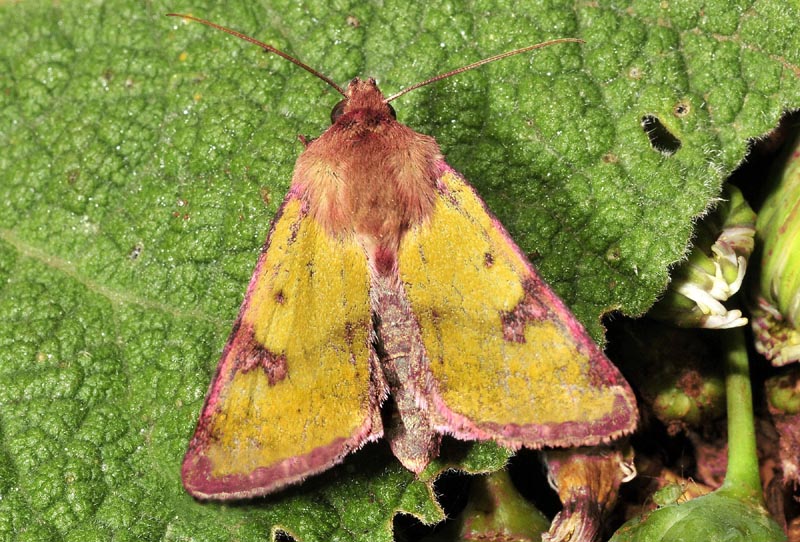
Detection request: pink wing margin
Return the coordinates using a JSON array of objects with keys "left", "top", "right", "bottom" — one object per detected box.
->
[
  {"left": 182, "top": 188, "right": 384, "bottom": 500},
  {"left": 403, "top": 161, "right": 638, "bottom": 450}
]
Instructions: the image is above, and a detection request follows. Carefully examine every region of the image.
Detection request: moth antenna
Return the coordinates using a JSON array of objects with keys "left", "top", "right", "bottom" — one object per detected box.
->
[
  {"left": 385, "top": 38, "right": 584, "bottom": 103},
  {"left": 166, "top": 13, "right": 347, "bottom": 97}
]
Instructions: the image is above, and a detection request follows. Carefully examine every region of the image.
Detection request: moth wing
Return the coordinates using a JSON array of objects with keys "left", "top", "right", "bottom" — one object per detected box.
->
[
  {"left": 397, "top": 168, "right": 637, "bottom": 449},
  {"left": 182, "top": 193, "right": 383, "bottom": 499}
]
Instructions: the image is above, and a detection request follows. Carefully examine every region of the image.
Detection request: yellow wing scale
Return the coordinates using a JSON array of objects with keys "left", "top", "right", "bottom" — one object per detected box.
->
[
  {"left": 184, "top": 197, "right": 379, "bottom": 497},
  {"left": 399, "top": 171, "right": 630, "bottom": 443}
]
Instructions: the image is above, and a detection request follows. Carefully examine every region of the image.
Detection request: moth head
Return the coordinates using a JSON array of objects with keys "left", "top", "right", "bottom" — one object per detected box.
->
[{"left": 331, "top": 78, "right": 397, "bottom": 124}]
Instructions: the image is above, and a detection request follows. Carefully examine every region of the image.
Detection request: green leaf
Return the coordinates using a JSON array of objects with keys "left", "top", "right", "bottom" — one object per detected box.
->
[
  {"left": 1, "top": 1, "right": 799, "bottom": 541},
  {"left": 610, "top": 490, "right": 786, "bottom": 542}
]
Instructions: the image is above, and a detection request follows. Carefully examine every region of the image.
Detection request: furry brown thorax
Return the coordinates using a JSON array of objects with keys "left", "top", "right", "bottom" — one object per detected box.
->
[{"left": 296, "top": 79, "right": 442, "bottom": 261}]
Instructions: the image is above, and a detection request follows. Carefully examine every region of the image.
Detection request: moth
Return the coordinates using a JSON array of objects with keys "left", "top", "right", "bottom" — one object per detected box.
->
[{"left": 168, "top": 14, "right": 638, "bottom": 500}]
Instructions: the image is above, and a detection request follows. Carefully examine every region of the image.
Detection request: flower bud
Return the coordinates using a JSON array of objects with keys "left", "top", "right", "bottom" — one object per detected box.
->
[
  {"left": 751, "top": 133, "right": 800, "bottom": 366},
  {"left": 650, "top": 185, "right": 755, "bottom": 329}
]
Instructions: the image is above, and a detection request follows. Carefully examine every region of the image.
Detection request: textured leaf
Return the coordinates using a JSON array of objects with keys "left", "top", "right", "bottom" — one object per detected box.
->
[{"left": 1, "top": 1, "right": 799, "bottom": 540}]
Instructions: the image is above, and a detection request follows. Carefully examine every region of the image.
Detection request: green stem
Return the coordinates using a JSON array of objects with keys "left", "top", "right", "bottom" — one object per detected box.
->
[{"left": 720, "top": 326, "right": 763, "bottom": 502}]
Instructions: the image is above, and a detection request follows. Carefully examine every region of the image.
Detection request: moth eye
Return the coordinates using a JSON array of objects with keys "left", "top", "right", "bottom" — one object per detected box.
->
[
  {"left": 331, "top": 100, "right": 347, "bottom": 124},
  {"left": 387, "top": 103, "right": 396, "bottom": 119}
]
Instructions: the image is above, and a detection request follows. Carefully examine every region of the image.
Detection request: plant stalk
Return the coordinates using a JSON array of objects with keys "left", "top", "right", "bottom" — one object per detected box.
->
[{"left": 720, "top": 326, "right": 763, "bottom": 502}]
